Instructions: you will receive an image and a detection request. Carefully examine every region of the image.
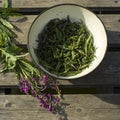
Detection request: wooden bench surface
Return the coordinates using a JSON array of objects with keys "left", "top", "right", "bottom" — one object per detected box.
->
[
  {"left": 1, "top": 94, "right": 120, "bottom": 120},
  {"left": 0, "top": 0, "right": 120, "bottom": 120}
]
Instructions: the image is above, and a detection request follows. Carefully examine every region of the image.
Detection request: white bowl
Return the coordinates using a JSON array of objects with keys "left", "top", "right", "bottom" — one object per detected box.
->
[{"left": 28, "top": 4, "right": 107, "bottom": 79}]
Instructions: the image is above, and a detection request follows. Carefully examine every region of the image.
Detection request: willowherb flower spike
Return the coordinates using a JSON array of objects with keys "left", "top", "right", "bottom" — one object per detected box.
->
[
  {"left": 18, "top": 75, "right": 60, "bottom": 113},
  {"left": 19, "top": 78, "right": 31, "bottom": 94},
  {"left": 41, "top": 75, "right": 47, "bottom": 84}
]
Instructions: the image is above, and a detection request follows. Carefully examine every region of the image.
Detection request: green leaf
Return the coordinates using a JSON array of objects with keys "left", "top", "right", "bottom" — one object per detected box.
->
[
  {"left": 0, "top": 18, "right": 13, "bottom": 29},
  {"left": 71, "top": 51, "right": 76, "bottom": 60},
  {"left": 55, "top": 62, "right": 62, "bottom": 71},
  {"left": 3, "top": 0, "right": 9, "bottom": 8},
  {"left": 19, "top": 59, "right": 40, "bottom": 77},
  {"left": 84, "top": 33, "right": 92, "bottom": 54},
  {"left": 0, "top": 47, "right": 17, "bottom": 72},
  {"left": 0, "top": 32, "right": 3, "bottom": 46}
]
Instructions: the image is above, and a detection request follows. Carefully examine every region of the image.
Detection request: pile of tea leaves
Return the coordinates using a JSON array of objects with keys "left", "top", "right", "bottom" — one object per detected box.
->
[{"left": 35, "top": 16, "right": 96, "bottom": 76}]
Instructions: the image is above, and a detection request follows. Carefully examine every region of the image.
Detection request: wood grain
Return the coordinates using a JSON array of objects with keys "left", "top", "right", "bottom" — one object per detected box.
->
[
  {"left": 12, "top": 15, "right": 120, "bottom": 44},
  {"left": 0, "top": 94, "right": 120, "bottom": 120},
  {"left": 11, "top": 0, "right": 120, "bottom": 8},
  {"left": 0, "top": 72, "right": 17, "bottom": 86},
  {"left": 0, "top": 1, "right": 120, "bottom": 120},
  {"left": 0, "top": 52, "right": 120, "bottom": 86},
  {"left": 0, "top": 0, "right": 3, "bottom": 7}
]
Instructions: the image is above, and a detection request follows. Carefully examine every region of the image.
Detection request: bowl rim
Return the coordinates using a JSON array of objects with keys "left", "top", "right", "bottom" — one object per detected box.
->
[{"left": 27, "top": 3, "right": 108, "bottom": 79}]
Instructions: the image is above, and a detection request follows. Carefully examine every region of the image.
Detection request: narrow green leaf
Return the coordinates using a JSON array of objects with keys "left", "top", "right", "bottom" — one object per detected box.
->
[
  {"left": 55, "top": 62, "right": 62, "bottom": 71},
  {"left": 0, "top": 18, "right": 13, "bottom": 29},
  {"left": 3, "top": 0, "right": 9, "bottom": 8},
  {"left": 71, "top": 50, "right": 76, "bottom": 60},
  {"left": 84, "top": 33, "right": 92, "bottom": 54}
]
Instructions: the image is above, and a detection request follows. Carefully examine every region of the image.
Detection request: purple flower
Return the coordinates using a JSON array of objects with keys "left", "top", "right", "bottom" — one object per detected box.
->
[
  {"left": 18, "top": 75, "right": 60, "bottom": 113},
  {"left": 37, "top": 94, "right": 60, "bottom": 112},
  {"left": 45, "top": 104, "right": 52, "bottom": 111},
  {"left": 19, "top": 79, "right": 31, "bottom": 94},
  {"left": 46, "top": 94, "right": 60, "bottom": 104},
  {"left": 47, "top": 93, "right": 52, "bottom": 97},
  {"left": 33, "top": 77, "right": 38, "bottom": 81},
  {"left": 38, "top": 96, "right": 52, "bottom": 111},
  {"left": 41, "top": 75, "right": 56, "bottom": 89},
  {"left": 41, "top": 75, "right": 47, "bottom": 84},
  {"left": 53, "top": 97, "right": 60, "bottom": 104},
  {"left": 31, "top": 88, "right": 37, "bottom": 97},
  {"left": 40, "top": 75, "right": 49, "bottom": 91}
]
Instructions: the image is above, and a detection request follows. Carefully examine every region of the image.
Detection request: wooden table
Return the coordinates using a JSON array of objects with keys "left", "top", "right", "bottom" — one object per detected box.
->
[{"left": 0, "top": 0, "right": 120, "bottom": 120}]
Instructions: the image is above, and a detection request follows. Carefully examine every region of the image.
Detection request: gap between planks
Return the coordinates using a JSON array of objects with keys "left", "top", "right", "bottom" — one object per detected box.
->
[{"left": 9, "top": 7, "right": 120, "bottom": 15}]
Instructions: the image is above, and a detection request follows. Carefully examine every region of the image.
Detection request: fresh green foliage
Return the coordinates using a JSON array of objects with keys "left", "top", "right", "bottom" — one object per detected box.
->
[
  {"left": 0, "top": 0, "right": 41, "bottom": 80},
  {"left": 0, "top": 17, "right": 13, "bottom": 28},
  {"left": 3, "top": 0, "right": 9, "bottom": 8},
  {"left": 35, "top": 16, "right": 96, "bottom": 76},
  {"left": 0, "top": 0, "right": 61, "bottom": 113}
]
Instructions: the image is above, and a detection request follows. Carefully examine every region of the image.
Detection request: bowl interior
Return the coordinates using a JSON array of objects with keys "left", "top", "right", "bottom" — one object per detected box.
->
[{"left": 28, "top": 4, "right": 107, "bottom": 79}]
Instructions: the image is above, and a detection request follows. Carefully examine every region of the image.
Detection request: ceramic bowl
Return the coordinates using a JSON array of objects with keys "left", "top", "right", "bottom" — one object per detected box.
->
[{"left": 28, "top": 4, "right": 107, "bottom": 79}]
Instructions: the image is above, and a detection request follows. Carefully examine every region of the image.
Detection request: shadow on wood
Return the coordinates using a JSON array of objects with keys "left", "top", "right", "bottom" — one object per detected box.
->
[{"left": 95, "top": 94, "right": 120, "bottom": 105}]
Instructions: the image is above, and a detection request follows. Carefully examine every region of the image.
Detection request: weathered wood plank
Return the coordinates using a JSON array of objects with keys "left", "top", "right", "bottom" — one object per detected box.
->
[
  {"left": 0, "top": 94, "right": 120, "bottom": 120},
  {"left": 12, "top": 15, "right": 120, "bottom": 44},
  {"left": 11, "top": 0, "right": 120, "bottom": 8},
  {"left": 99, "top": 15, "right": 120, "bottom": 32},
  {"left": 0, "top": 52, "right": 120, "bottom": 86},
  {"left": 0, "top": 0, "right": 3, "bottom": 7},
  {"left": 0, "top": 72, "right": 17, "bottom": 86}
]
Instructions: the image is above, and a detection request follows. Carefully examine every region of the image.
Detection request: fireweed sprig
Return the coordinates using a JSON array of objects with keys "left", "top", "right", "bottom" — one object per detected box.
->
[
  {"left": 0, "top": 0, "right": 61, "bottom": 113},
  {"left": 19, "top": 75, "right": 60, "bottom": 113}
]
